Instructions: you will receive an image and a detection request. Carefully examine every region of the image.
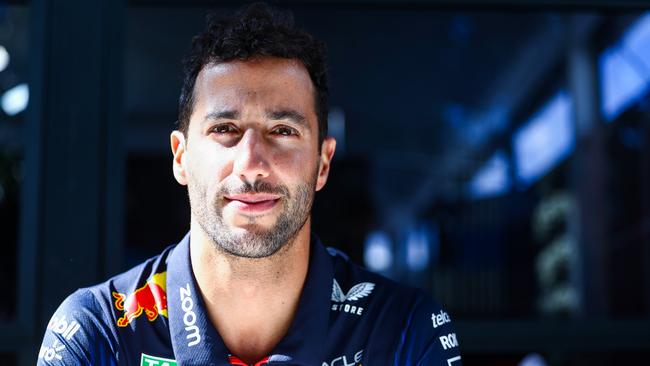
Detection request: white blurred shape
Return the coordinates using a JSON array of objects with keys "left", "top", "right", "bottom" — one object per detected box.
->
[
  {"left": 364, "top": 231, "right": 393, "bottom": 272},
  {"left": 0, "top": 46, "right": 9, "bottom": 72},
  {"left": 2, "top": 83, "right": 29, "bottom": 116}
]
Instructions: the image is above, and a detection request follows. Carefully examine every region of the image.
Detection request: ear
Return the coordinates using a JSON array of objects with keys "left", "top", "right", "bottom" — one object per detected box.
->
[
  {"left": 315, "top": 136, "right": 336, "bottom": 191},
  {"left": 170, "top": 130, "right": 188, "bottom": 186}
]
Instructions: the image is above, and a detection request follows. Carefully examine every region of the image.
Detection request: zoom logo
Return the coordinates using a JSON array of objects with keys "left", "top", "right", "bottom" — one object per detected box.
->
[{"left": 180, "top": 284, "right": 201, "bottom": 347}]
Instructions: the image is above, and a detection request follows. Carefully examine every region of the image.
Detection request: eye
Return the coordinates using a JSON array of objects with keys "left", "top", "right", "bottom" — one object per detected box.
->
[
  {"left": 212, "top": 124, "right": 238, "bottom": 134},
  {"left": 272, "top": 126, "right": 299, "bottom": 137}
]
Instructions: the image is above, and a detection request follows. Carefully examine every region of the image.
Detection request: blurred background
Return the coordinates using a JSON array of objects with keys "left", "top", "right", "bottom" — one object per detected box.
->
[{"left": 1, "top": 0, "right": 650, "bottom": 365}]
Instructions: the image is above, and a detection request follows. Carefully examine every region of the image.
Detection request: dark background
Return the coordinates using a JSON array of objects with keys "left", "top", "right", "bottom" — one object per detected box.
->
[{"left": 1, "top": 0, "right": 650, "bottom": 365}]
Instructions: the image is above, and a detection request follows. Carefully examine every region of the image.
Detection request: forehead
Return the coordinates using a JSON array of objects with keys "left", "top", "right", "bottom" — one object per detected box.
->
[{"left": 192, "top": 57, "right": 316, "bottom": 116}]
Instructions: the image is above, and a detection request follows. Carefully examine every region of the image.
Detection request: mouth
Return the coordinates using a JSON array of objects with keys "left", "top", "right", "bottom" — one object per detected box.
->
[{"left": 224, "top": 193, "right": 281, "bottom": 213}]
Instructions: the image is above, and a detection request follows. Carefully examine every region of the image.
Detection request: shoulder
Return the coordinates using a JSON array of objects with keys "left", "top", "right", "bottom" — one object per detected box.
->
[
  {"left": 393, "top": 288, "right": 463, "bottom": 365},
  {"left": 38, "top": 244, "right": 176, "bottom": 365},
  {"left": 326, "top": 245, "right": 422, "bottom": 308},
  {"left": 38, "top": 288, "right": 117, "bottom": 365},
  {"left": 86, "top": 243, "right": 174, "bottom": 329},
  {"left": 326, "top": 246, "right": 462, "bottom": 365}
]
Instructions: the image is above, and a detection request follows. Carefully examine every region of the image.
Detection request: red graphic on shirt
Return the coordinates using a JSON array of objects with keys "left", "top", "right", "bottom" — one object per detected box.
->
[
  {"left": 112, "top": 272, "right": 168, "bottom": 327},
  {"left": 227, "top": 355, "right": 270, "bottom": 366}
]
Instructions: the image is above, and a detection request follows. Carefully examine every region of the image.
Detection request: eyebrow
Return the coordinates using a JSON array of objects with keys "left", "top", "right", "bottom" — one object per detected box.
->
[
  {"left": 266, "top": 109, "right": 308, "bottom": 128},
  {"left": 204, "top": 110, "right": 239, "bottom": 122},
  {"left": 202, "top": 108, "right": 309, "bottom": 128}
]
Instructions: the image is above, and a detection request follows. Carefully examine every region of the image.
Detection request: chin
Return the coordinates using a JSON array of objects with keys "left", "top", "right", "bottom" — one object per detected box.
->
[
  {"left": 228, "top": 222, "right": 275, "bottom": 235},
  {"left": 232, "top": 214, "right": 277, "bottom": 227}
]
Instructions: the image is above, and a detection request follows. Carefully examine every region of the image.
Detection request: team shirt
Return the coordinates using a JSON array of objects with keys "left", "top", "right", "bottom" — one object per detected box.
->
[{"left": 38, "top": 233, "right": 462, "bottom": 365}]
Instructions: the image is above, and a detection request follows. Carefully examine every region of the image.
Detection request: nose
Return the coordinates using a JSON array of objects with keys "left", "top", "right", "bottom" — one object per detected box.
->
[{"left": 232, "top": 129, "right": 271, "bottom": 183}]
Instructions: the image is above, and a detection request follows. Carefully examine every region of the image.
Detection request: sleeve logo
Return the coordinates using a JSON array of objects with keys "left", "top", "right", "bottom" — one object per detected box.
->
[
  {"left": 431, "top": 310, "right": 451, "bottom": 329},
  {"left": 47, "top": 315, "right": 81, "bottom": 340},
  {"left": 38, "top": 339, "right": 65, "bottom": 362},
  {"left": 439, "top": 333, "right": 459, "bottom": 350}
]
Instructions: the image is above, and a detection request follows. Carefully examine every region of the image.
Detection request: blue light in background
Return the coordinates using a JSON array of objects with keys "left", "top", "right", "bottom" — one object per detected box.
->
[
  {"left": 468, "top": 150, "right": 511, "bottom": 199},
  {"left": 518, "top": 354, "right": 549, "bottom": 366},
  {"left": 513, "top": 91, "right": 574, "bottom": 186},
  {"left": 364, "top": 231, "right": 393, "bottom": 273},
  {"left": 600, "top": 47, "right": 647, "bottom": 120},
  {"left": 405, "top": 226, "right": 430, "bottom": 272},
  {"left": 621, "top": 12, "right": 650, "bottom": 66},
  {"left": 328, "top": 106, "right": 346, "bottom": 156},
  {"left": 600, "top": 12, "right": 650, "bottom": 121}
]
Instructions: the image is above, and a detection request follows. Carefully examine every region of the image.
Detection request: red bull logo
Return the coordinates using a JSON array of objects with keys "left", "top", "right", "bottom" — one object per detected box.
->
[{"left": 113, "top": 272, "right": 168, "bottom": 327}]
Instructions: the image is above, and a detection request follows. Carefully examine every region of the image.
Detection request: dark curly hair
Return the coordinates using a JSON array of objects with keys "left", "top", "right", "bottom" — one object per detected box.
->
[{"left": 178, "top": 2, "right": 329, "bottom": 146}]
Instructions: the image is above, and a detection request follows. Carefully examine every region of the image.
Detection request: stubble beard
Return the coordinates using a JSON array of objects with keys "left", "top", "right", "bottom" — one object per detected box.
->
[{"left": 188, "top": 170, "right": 318, "bottom": 259}]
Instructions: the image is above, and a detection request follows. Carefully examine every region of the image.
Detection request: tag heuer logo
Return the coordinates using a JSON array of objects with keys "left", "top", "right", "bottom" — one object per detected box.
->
[
  {"left": 140, "top": 353, "right": 177, "bottom": 366},
  {"left": 331, "top": 279, "right": 375, "bottom": 302}
]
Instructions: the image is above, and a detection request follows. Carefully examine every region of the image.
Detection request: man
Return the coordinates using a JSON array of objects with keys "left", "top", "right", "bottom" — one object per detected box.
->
[{"left": 38, "top": 3, "right": 462, "bottom": 365}]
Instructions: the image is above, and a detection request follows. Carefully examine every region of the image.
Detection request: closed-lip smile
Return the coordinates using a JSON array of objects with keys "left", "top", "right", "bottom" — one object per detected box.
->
[{"left": 224, "top": 193, "right": 281, "bottom": 213}]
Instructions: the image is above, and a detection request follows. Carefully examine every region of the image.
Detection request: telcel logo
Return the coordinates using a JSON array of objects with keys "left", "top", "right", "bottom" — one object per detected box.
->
[
  {"left": 322, "top": 349, "right": 363, "bottom": 366},
  {"left": 180, "top": 284, "right": 201, "bottom": 347},
  {"left": 431, "top": 309, "right": 451, "bottom": 329}
]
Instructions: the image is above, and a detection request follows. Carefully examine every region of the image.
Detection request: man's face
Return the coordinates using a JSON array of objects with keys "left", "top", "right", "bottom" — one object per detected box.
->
[{"left": 171, "top": 57, "right": 335, "bottom": 258}]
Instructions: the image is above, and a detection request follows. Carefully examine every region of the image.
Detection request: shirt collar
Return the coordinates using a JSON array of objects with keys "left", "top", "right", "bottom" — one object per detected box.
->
[{"left": 167, "top": 232, "right": 332, "bottom": 365}]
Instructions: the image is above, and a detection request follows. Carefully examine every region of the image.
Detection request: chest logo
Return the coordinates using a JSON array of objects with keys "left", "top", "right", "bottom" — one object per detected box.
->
[
  {"left": 331, "top": 279, "right": 375, "bottom": 302},
  {"left": 331, "top": 279, "right": 375, "bottom": 316},
  {"left": 180, "top": 283, "right": 201, "bottom": 347},
  {"left": 113, "top": 272, "right": 168, "bottom": 327},
  {"left": 140, "top": 353, "right": 177, "bottom": 366},
  {"left": 322, "top": 349, "right": 363, "bottom": 366}
]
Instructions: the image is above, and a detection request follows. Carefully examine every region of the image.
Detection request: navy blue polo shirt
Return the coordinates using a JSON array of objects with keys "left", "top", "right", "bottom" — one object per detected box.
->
[{"left": 37, "top": 234, "right": 462, "bottom": 365}]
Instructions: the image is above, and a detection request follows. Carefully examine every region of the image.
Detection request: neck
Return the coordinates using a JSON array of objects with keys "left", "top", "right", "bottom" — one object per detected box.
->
[{"left": 189, "top": 217, "right": 311, "bottom": 363}]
